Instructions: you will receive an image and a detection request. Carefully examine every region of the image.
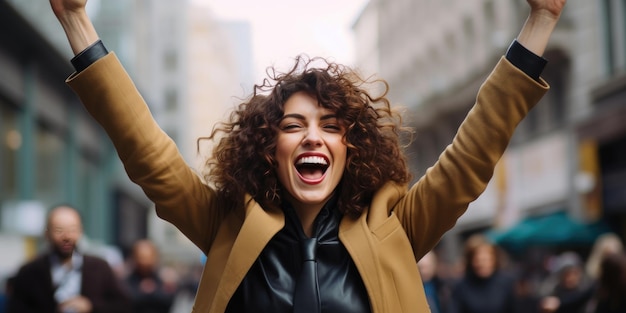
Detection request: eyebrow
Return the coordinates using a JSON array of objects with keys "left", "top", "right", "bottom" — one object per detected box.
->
[{"left": 280, "top": 113, "right": 338, "bottom": 121}]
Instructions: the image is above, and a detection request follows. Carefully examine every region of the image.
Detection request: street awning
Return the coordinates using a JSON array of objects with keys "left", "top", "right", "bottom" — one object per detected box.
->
[{"left": 486, "top": 211, "right": 611, "bottom": 253}]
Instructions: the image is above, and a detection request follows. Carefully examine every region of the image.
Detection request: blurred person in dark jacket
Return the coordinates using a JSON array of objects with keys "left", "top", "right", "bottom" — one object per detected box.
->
[
  {"left": 417, "top": 250, "right": 451, "bottom": 313},
  {"left": 6, "top": 205, "right": 131, "bottom": 313},
  {"left": 586, "top": 233, "right": 623, "bottom": 281},
  {"left": 448, "top": 235, "right": 516, "bottom": 313},
  {"left": 539, "top": 251, "right": 594, "bottom": 313},
  {"left": 125, "top": 239, "right": 178, "bottom": 313},
  {"left": 513, "top": 268, "right": 542, "bottom": 313},
  {"left": 586, "top": 252, "right": 626, "bottom": 313}
]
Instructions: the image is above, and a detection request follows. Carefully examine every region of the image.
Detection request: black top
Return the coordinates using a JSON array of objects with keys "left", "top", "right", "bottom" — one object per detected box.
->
[{"left": 225, "top": 196, "right": 371, "bottom": 313}]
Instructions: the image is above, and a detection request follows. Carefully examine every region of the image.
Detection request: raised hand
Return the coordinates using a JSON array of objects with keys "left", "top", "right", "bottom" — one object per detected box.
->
[
  {"left": 516, "top": 0, "right": 568, "bottom": 57},
  {"left": 527, "top": 0, "right": 567, "bottom": 19},
  {"left": 49, "top": 0, "right": 98, "bottom": 55},
  {"left": 49, "top": 0, "right": 87, "bottom": 19}
]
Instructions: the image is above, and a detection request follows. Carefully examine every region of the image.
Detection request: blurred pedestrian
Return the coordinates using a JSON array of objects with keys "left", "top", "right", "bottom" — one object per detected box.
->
[
  {"left": 448, "top": 235, "right": 516, "bottom": 313},
  {"left": 47, "top": 0, "right": 567, "bottom": 311},
  {"left": 587, "top": 252, "right": 626, "bottom": 313},
  {"left": 0, "top": 276, "right": 13, "bottom": 313},
  {"left": 6, "top": 205, "right": 131, "bottom": 313},
  {"left": 586, "top": 233, "right": 624, "bottom": 281},
  {"left": 539, "top": 251, "right": 594, "bottom": 313},
  {"left": 417, "top": 250, "right": 451, "bottom": 313},
  {"left": 169, "top": 260, "right": 203, "bottom": 313},
  {"left": 125, "top": 239, "right": 178, "bottom": 313},
  {"left": 513, "top": 268, "right": 542, "bottom": 313}
]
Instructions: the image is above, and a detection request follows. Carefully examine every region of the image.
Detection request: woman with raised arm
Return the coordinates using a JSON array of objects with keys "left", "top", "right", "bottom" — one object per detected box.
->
[{"left": 48, "top": 0, "right": 566, "bottom": 312}]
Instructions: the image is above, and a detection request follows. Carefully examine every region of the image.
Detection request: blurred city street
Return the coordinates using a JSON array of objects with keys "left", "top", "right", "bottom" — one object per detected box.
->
[{"left": 1, "top": 0, "right": 626, "bottom": 312}]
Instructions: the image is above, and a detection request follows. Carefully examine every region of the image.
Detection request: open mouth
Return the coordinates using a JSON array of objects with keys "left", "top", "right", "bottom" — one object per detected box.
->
[{"left": 295, "top": 155, "right": 329, "bottom": 181}]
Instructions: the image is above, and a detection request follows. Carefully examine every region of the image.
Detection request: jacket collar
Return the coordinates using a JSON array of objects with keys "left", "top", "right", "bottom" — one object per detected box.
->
[
  {"left": 339, "top": 181, "right": 406, "bottom": 313},
  {"left": 207, "top": 195, "right": 285, "bottom": 312}
]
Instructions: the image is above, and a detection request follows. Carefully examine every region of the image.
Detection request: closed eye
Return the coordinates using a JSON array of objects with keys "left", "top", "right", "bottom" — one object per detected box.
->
[
  {"left": 323, "top": 124, "right": 342, "bottom": 132},
  {"left": 281, "top": 123, "right": 303, "bottom": 131}
]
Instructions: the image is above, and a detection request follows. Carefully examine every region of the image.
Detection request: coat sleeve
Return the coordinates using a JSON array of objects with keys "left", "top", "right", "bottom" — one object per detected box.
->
[
  {"left": 393, "top": 57, "right": 549, "bottom": 259},
  {"left": 66, "top": 53, "right": 223, "bottom": 254}
]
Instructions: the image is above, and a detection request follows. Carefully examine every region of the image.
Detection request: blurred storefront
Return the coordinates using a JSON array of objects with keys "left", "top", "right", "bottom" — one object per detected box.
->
[
  {"left": 573, "top": 0, "right": 626, "bottom": 241},
  {"left": 578, "top": 76, "right": 626, "bottom": 237}
]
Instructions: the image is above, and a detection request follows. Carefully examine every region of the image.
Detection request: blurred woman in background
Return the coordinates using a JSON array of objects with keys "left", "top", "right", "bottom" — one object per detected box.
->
[{"left": 448, "top": 235, "right": 516, "bottom": 313}]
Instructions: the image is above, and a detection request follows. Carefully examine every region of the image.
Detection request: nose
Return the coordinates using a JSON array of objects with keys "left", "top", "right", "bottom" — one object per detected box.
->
[{"left": 302, "top": 127, "right": 323, "bottom": 147}]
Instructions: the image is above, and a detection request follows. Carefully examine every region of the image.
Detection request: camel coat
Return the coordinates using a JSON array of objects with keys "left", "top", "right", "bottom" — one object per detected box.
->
[{"left": 66, "top": 53, "right": 548, "bottom": 312}]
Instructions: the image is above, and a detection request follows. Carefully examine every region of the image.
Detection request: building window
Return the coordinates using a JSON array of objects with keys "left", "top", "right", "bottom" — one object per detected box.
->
[
  {"left": 543, "top": 50, "right": 570, "bottom": 127},
  {"left": 1, "top": 105, "right": 18, "bottom": 203},
  {"left": 599, "top": 136, "right": 626, "bottom": 214},
  {"left": 165, "top": 89, "right": 178, "bottom": 112},
  {"left": 517, "top": 50, "right": 570, "bottom": 139},
  {"left": 622, "top": 0, "right": 626, "bottom": 67},
  {"left": 76, "top": 157, "right": 96, "bottom": 226},
  {"left": 602, "top": 0, "right": 616, "bottom": 76},
  {"left": 463, "top": 16, "right": 476, "bottom": 62},
  {"left": 483, "top": 0, "right": 496, "bottom": 48},
  {"left": 35, "top": 125, "right": 65, "bottom": 205},
  {"left": 164, "top": 50, "right": 177, "bottom": 72},
  {"left": 412, "top": 129, "right": 436, "bottom": 179}
]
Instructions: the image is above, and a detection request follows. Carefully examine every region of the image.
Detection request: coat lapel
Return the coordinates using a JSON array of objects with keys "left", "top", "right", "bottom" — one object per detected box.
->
[
  {"left": 339, "top": 212, "right": 383, "bottom": 313},
  {"left": 209, "top": 197, "right": 285, "bottom": 312},
  {"left": 338, "top": 182, "right": 407, "bottom": 313}
]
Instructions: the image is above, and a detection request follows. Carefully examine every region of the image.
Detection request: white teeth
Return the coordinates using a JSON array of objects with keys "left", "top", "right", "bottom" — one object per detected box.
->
[{"left": 296, "top": 156, "right": 328, "bottom": 165}]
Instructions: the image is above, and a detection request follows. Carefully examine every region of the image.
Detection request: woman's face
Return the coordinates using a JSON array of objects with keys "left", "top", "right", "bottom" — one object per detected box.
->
[
  {"left": 472, "top": 245, "right": 497, "bottom": 278},
  {"left": 275, "top": 91, "right": 347, "bottom": 210}
]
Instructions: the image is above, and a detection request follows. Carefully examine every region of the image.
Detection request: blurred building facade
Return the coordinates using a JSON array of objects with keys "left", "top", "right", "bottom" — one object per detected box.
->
[
  {"left": 0, "top": 0, "right": 128, "bottom": 280},
  {"left": 353, "top": 0, "right": 626, "bottom": 260},
  {"left": 0, "top": 0, "right": 253, "bottom": 275},
  {"left": 149, "top": 3, "right": 255, "bottom": 264}
]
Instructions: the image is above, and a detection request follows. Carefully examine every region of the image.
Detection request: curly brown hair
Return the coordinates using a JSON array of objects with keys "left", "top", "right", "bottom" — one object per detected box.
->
[{"left": 201, "top": 55, "right": 412, "bottom": 217}]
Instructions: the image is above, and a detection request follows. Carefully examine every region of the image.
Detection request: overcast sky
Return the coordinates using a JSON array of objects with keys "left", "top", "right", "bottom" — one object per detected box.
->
[{"left": 193, "top": 0, "right": 369, "bottom": 81}]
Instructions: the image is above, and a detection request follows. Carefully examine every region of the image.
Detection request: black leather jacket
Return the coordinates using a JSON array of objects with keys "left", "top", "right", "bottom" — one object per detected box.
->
[{"left": 226, "top": 197, "right": 371, "bottom": 313}]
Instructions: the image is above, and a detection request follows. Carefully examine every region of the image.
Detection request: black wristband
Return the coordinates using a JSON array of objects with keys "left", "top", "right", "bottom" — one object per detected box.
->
[
  {"left": 71, "top": 40, "right": 109, "bottom": 73},
  {"left": 505, "top": 39, "right": 547, "bottom": 81}
]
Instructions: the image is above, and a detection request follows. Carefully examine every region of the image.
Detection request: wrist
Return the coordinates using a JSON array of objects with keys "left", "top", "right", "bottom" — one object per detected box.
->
[
  {"left": 516, "top": 12, "right": 559, "bottom": 57},
  {"left": 58, "top": 11, "right": 100, "bottom": 55},
  {"left": 527, "top": 9, "right": 561, "bottom": 29}
]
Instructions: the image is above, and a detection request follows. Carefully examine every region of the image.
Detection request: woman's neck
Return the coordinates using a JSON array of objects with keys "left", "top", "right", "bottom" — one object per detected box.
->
[
  {"left": 293, "top": 203, "right": 323, "bottom": 238},
  {"left": 284, "top": 194, "right": 335, "bottom": 238}
]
